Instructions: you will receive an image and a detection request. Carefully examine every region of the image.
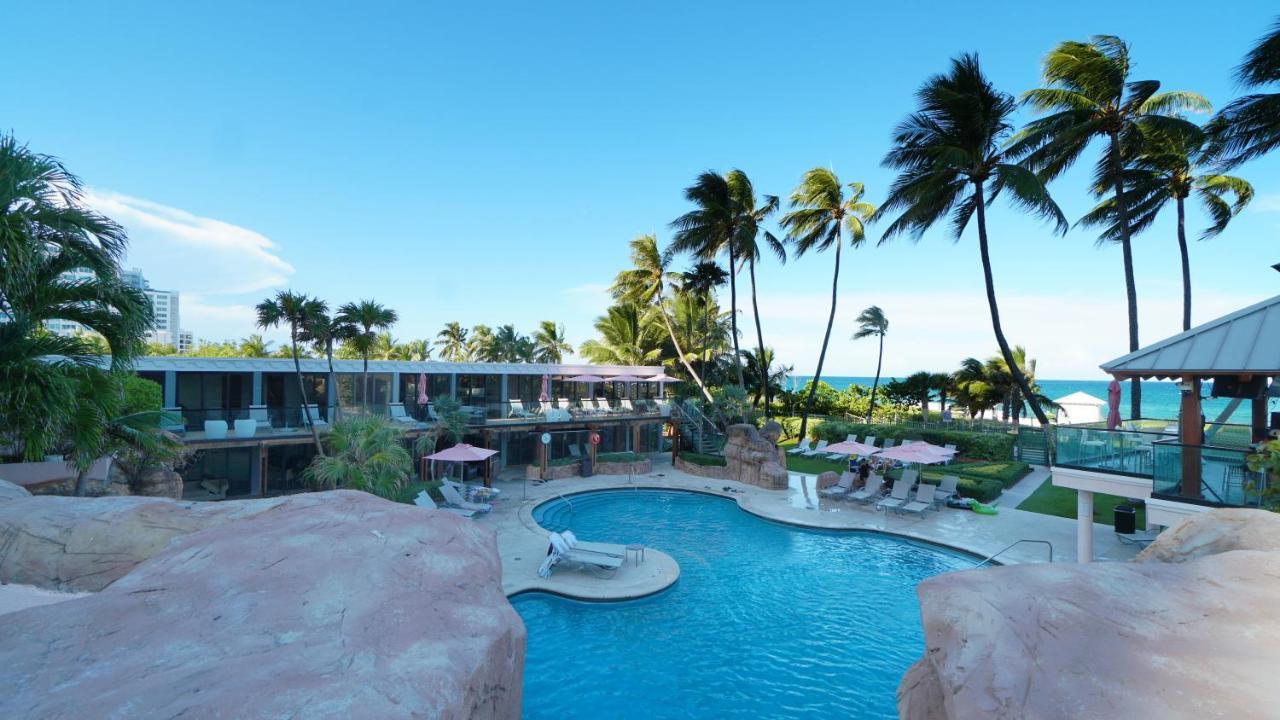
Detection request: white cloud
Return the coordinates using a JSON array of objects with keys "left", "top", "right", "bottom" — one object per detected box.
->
[
  {"left": 1255, "top": 194, "right": 1280, "bottom": 213},
  {"left": 85, "top": 189, "right": 294, "bottom": 296}
]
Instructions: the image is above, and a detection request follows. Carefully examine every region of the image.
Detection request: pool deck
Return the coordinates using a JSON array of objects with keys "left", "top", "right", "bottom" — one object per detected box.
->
[{"left": 475, "top": 456, "right": 1142, "bottom": 601}]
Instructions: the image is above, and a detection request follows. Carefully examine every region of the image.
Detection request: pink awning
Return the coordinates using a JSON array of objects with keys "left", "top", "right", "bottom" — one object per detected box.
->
[
  {"left": 425, "top": 443, "right": 498, "bottom": 462},
  {"left": 823, "top": 440, "right": 879, "bottom": 456}
]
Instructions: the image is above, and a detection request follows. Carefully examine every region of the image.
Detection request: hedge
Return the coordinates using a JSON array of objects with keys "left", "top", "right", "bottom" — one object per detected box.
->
[
  {"left": 597, "top": 451, "right": 644, "bottom": 463},
  {"left": 393, "top": 479, "right": 443, "bottom": 504},
  {"left": 680, "top": 452, "right": 727, "bottom": 467},
  {"left": 812, "top": 421, "right": 1014, "bottom": 461}
]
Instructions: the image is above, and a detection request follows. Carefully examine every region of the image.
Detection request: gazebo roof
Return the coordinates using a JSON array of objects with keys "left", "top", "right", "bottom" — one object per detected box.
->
[
  {"left": 1101, "top": 294, "right": 1280, "bottom": 379},
  {"left": 1054, "top": 391, "right": 1105, "bottom": 407}
]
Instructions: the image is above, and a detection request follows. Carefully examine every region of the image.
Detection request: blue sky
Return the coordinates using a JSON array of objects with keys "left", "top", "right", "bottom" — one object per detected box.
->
[{"left": 8, "top": 1, "right": 1279, "bottom": 378}]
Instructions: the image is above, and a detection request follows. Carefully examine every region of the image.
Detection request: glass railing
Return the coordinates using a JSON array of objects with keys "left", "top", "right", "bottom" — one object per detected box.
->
[
  {"left": 1152, "top": 441, "right": 1271, "bottom": 508},
  {"left": 1053, "top": 424, "right": 1171, "bottom": 477},
  {"left": 476, "top": 398, "right": 673, "bottom": 424}
]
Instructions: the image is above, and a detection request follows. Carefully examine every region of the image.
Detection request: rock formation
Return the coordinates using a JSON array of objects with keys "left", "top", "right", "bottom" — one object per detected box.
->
[
  {"left": 898, "top": 509, "right": 1280, "bottom": 719},
  {"left": 721, "top": 423, "right": 789, "bottom": 490},
  {"left": 0, "top": 490, "right": 525, "bottom": 719}
]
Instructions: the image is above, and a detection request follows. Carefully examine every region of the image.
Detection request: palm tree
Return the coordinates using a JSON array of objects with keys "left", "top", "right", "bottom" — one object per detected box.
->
[
  {"left": 532, "top": 320, "right": 573, "bottom": 364},
  {"left": 1207, "top": 17, "right": 1280, "bottom": 168},
  {"left": 730, "top": 176, "right": 785, "bottom": 416},
  {"left": 930, "top": 371, "right": 954, "bottom": 421},
  {"left": 467, "top": 324, "right": 497, "bottom": 362},
  {"left": 902, "top": 370, "right": 934, "bottom": 422},
  {"left": 336, "top": 300, "right": 398, "bottom": 407},
  {"left": 1013, "top": 36, "right": 1209, "bottom": 418},
  {"left": 578, "top": 304, "right": 665, "bottom": 366},
  {"left": 298, "top": 304, "right": 348, "bottom": 420},
  {"left": 669, "top": 170, "right": 759, "bottom": 389},
  {"left": 681, "top": 260, "right": 728, "bottom": 381},
  {"left": 493, "top": 324, "right": 533, "bottom": 362},
  {"left": 953, "top": 357, "right": 1001, "bottom": 419},
  {"left": 238, "top": 334, "right": 272, "bottom": 358},
  {"left": 434, "top": 322, "right": 469, "bottom": 361},
  {"left": 852, "top": 306, "right": 889, "bottom": 422},
  {"left": 257, "top": 290, "right": 325, "bottom": 454},
  {"left": 392, "top": 338, "right": 432, "bottom": 361},
  {"left": 1080, "top": 124, "right": 1253, "bottom": 330},
  {"left": 741, "top": 347, "right": 792, "bottom": 408},
  {"left": 984, "top": 346, "right": 1055, "bottom": 424},
  {"left": 878, "top": 53, "right": 1066, "bottom": 426},
  {"left": 779, "top": 168, "right": 876, "bottom": 442},
  {"left": 611, "top": 235, "right": 713, "bottom": 400}
]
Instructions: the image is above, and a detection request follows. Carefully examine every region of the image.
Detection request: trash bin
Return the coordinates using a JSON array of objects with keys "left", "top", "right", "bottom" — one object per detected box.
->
[
  {"left": 1114, "top": 504, "right": 1136, "bottom": 535},
  {"left": 581, "top": 457, "right": 593, "bottom": 478}
]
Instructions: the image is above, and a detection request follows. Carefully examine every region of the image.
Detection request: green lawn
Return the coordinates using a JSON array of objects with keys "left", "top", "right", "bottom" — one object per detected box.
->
[{"left": 1016, "top": 477, "right": 1146, "bottom": 527}]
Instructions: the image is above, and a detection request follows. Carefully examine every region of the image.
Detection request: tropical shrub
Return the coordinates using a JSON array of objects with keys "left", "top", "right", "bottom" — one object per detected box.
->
[
  {"left": 955, "top": 476, "right": 1004, "bottom": 503},
  {"left": 121, "top": 375, "right": 163, "bottom": 415},
  {"left": 597, "top": 451, "right": 644, "bottom": 463},
  {"left": 393, "top": 479, "right": 443, "bottom": 504},
  {"left": 710, "top": 385, "right": 751, "bottom": 426},
  {"left": 305, "top": 416, "right": 412, "bottom": 499},
  {"left": 811, "top": 421, "right": 1015, "bottom": 461}
]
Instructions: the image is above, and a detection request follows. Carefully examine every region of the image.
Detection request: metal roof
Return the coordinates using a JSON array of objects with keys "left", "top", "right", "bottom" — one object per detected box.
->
[
  {"left": 1101, "top": 294, "right": 1280, "bottom": 378},
  {"left": 127, "top": 356, "right": 663, "bottom": 376}
]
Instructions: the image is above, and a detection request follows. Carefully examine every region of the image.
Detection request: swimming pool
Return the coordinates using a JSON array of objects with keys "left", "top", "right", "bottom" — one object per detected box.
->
[{"left": 512, "top": 489, "right": 977, "bottom": 719}]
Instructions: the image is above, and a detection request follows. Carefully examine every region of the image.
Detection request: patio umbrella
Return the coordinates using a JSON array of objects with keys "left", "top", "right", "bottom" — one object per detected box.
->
[
  {"left": 875, "top": 443, "right": 950, "bottom": 465},
  {"left": 417, "top": 373, "right": 429, "bottom": 406},
  {"left": 606, "top": 374, "right": 645, "bottom": 383},
  {"left": 823, "top": 440, "right": 879, "bottom": 457},
  {"left": 898, "top": 440, "right": 956, "bottom": 459},
  {"left": 1107, "top": 379, "right": 1122, "bottom": 430},
  {"left": 539, "top": 373, "right": 550, "bottom": 402},
  {"left": 425, "top": 443, "right": 500, "bottom": 482},
  {"left": 567, "top": 374, "right": 607, "bottom": 383},
  {"left": 647, "top": 374, "right": 681, "bottom": 383}
]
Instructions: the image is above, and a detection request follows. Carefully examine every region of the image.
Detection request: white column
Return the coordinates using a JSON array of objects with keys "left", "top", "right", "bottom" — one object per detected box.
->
[{"left": 1076, "top": 490, "right": 1095, "bottom": 563}]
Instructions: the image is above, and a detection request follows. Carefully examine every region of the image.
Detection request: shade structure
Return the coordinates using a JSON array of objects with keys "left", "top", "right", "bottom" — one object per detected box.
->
[
  {"left": 539, "top": 373, "right": 550, "bottom": 402},
  {"left": 647, "top": 374, "right": 681, "bottom": 383},
  {"left": 1107, "top": 379, "right": 1122, "bottom": 430},
  {"left": 425, "top": 443, "right": 498, "bottom": 462},
  {"left": 875, "top": 443, "right": 950, "bottom": 465},
  {"left": 567, "top": 374, "right": 607, "bottom": 383},
  {"left": 605, "top": 374, "right": 645, "bottom": 383},
  {"left": 823, "top": 440, "right": 879, "bottom": 456},
  {"left": 898, "top": 440, "right": 956, "bottom": 459},
  {"left": 417, "top": 373, "right": 429, "bottom": 406}
]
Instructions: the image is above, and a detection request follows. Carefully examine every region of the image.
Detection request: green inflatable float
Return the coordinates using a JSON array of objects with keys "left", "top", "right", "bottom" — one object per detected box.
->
[{"left": 968, "top": 498, "right": 999, "bottom": 515}]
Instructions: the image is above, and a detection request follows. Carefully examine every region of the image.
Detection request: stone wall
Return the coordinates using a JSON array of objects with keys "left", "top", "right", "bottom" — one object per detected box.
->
[
  {"left": 524, "top": 458, "right": 653, "bottom": 480},
  {"left": 720, "top": 422, "right": 789, "bottom": 490},
  {"left": 0, "top": 486, "right": 525, "bottom": 719},
  {"left": 898, "top": 509, "right": 1280, "bottom": 719}
]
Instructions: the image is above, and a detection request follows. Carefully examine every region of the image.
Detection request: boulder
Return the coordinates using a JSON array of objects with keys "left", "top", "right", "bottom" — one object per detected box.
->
[
  {"left": 815, "top": 470, "right": 840, "bottom": 490},
  {"left": 1136, "top": 508, "right": 1280, "bottom": 563},
  {"left": 899, "top": 509, "right": 1280, "bottom": 719},
  {"left": 0, "top": 479, "right": 32, "bottom": 502},
  {"left": 722, "top": 423, "right": 789, "bottom": 490},
  {"left": 134, "top": 467, "right": 184, "bottom": 499},
  {"left": 0, "top": 490, "right": 525, "bottom": 719}
]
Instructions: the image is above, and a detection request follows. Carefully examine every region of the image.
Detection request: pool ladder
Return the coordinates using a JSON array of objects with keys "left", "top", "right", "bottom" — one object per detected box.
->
[{"left": 973, "top": 539, "right": 1054, "bottom": 567}]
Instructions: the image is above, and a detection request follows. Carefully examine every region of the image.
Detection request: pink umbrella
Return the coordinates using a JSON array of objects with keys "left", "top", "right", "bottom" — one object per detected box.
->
[
  {"left": 538, "top": 373, "right": 550, "bottom": 402},
  {"left": 898, "top": 440, "right": 956, "bottom": 459},
  {"left": 1107, "top": 379, "right": 1122, "bottom": 430},
  {"left": 875, "top": 443, "right": 950, "bottom": 465},
  {"left": 417, "top": 373, "right": 429, "bottom": 406},
  {"left": 823, "top": 440, "right": 879, "bottom": 456},
  {"left": 568, "top": 374, "right": 607, "bottom": 383},
  {"left": 606, "top": 374, "right": 645, "bottom": 383},
  {"left": 426, "top": 443, "right": 498, "bottom": 462},
  {"left": 647, "top": 374, "right": 681, "bottom": 383}
]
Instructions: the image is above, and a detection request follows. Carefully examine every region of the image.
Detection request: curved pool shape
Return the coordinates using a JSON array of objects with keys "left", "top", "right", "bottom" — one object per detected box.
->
[{"left": 513, "top": 489, "right": 977, "bottom": 719}]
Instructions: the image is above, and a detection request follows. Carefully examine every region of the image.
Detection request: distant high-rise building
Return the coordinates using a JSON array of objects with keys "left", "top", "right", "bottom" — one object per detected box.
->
[{"left": 45, "top": 267, "right": 191, "bottom": 352}]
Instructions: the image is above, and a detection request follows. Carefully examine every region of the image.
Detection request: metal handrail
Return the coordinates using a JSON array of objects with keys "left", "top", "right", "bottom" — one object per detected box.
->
[{"left": 974, "top": 539, "right": 1054, "bottom": 567}]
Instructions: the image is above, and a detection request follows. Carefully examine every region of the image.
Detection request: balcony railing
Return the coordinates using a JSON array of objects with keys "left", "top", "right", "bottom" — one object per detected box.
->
[
  {"left": 1152, "top": 441, "right": 1272, "bottom": 509},
  {"left": 1053, "top": 424, "right": 1171, "bottom": 478}
]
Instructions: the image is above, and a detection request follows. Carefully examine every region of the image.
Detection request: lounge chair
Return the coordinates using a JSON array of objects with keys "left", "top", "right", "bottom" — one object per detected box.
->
[
  {"left": 819, "top": 471, "right": 857, "bottom": 498},
  {"left": 788, "top": 439, "right": 814, "bottom": 455},
  {"left": 541, "top": 532, "right": 623, "bottom": 578},
  {"left": 559, "top": 530, "right": 625, "bottom": 559},
  {"left": 619, "top": 398, "right": 636, "bottom": 414},
  {"left": 935, "top": 475, "right": 959, "bottom": 505},
  {"left": 654, "top": 399, "right": 672, "bottom": 417},
  {"left": 882, "top": 438, "right": 897, "bottom": 450},
  {"left": 901, "top": 468, "right": 919, "bottom": 485},
  {"left": 440, "top": 482, "right": 492, "bottom": 513},
  {"left": 249, "top": 404, "right": 273, "bottom": 430},
  {"left": 414, "top": 490, "right": 475, "bottom": 518},
  {"left": 876, "top": 478, "right": 913, "bottom": 513},
  {"left": 801, "top": 440, "right": 830, "bottom": 457},
  {"left": 863, "top": 436, "right": 877, "bottom": 452},
  {"left": 302, "top": 404, "right": 328, "bottom": 429},
  {"left": 899, "top": 484, "right": 938, "bottom": 515},
  {"left": 389, "top": 402, "right": 418, "bottom": 425},
  {"left": 943, "top": 444, "right": 957, "bottom": 464},
  {"left": 848, "top": 476, "right": 884, "bottom": 503},
  {"left": 508, "top": 399, "right": 534, "bottom": 419}
]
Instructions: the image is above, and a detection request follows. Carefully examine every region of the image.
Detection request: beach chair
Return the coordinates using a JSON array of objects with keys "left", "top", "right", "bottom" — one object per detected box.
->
[
  {"left": 882, "top": 438, "right": 897, "bottom": 450},
  {"left": 788, "top": 439, "right": 814, "bottom": 455},
  {"left": 559, "top": 530, "right": 626, "bottom": 559},
  {"left": 303, "top": 404, "right": 329, "bottom": 429},
  {"left": 848, "top": 475, "right": 885, "bottom": 503},
  {"left": 440, "top": 482, "right": 492, "bottom": 513},
  {"left": 935, "top": 475, "right": 959, "bottom": 505},
  {"left": 414, "top": 490, "right": 475, "bottom": 518},
  {"left": 388, "top": 402, "right": 418, "bottom": 425},
  {"left": 507, "top": 399, "right": 534, "bottom": 419},
  {"left": 654, "top": 399, "right": 672, "bottom": 417},
  {"left": 862, "top": 436, "right": 877, "bottom": 452},
  {"left": 801, "top": 440, "right": 830, "bottom": 457},
  {"left": 249, "top": 404, "right": 273, "bottom": 430},
  {"left": 819, "top": 471, "right": 857, "bottom": 498},
  {"left": 876, "top": 478, "right": 913, "bottom": 513},
  {"left": 619, "top": 398, "right": 636, "bottom": 415},
  {"left": 899, "top": 484, "right": 938, "bottom": 515},
  {"left": 901, "top": 468, "right": 919, "bottom": 485},
  {"left": 541, "top": 532, "right": 623, "bottom": 578}
]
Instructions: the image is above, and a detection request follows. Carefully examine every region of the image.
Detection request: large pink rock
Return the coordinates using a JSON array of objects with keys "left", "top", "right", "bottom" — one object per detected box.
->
[
  {"left": 0, "top": 490, "right": 525, "bottom": 719},
  {"left": 899, "top": 509, "right": 1280, "bottom": 719}
]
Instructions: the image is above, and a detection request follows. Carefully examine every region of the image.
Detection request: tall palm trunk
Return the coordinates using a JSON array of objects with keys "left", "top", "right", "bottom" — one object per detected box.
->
[
  {"left": 1109, "top": 131, "right": 1141, "bottom": 418},
  {"left": 655, "top": 294, "right": 714, "bottom": 402},
  {"left": 325, "top": 340, "right": 336, "bottom": 425},
  {"left": 798, "top": 239, "right": 841, "bottom": 442},
  {"left": 362, "top": 355, "right": 370, "bottom": 410},
  {"left": 294, "top": 326, "right": 324, "bottom": 455},
  {"left": 1176, "top": 195, "right": 1191, "bottom": 331},
  {"left": 747, "top": 257, "right": 771, "bottom": 417},
  {"left": 866, "top": 333, "right": 883, "bottom": 423},
  {"left": 974, "top": 182, "right": 1050, "bottom": 425},
  {"left": 727, "top": 244, "right": 745, "bottom": 389}
]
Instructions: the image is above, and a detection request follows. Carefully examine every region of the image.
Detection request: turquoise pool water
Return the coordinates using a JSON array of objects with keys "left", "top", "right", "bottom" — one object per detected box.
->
[{"left": 513, "top": 489, "right": 977, "bottom": 719}]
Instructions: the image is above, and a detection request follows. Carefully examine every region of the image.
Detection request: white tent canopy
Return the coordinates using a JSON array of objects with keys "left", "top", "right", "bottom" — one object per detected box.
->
[{"left": 1053, "top": 391, "right": 1106, "bottom": 425}]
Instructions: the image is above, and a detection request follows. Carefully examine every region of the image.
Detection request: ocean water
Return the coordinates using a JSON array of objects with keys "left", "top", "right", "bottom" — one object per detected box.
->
[
  {"left": 515, "top": 490, "right": 976, "bottom": 719},
  {"left": 790, "top": 376, "right": 1272, "bottom": 424}
]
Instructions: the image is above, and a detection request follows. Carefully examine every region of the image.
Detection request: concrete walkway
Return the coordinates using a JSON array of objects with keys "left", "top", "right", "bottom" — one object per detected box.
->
[{"left": 468, "top": 456, "right": 1141, "bottom": 601}]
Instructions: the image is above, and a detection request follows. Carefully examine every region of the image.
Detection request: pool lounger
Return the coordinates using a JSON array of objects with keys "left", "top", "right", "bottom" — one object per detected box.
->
[
  {"left": 541, "top": 533, "right": 623, "bottom": 578},
  {"left": 818, "top": 472, "right": 857, "bottom": 498},
  {"left": 898, "top": 484, "right": 937, "bottom": 515},
  {"left": 440, "top": 482, "right": 493, "bottom": 513},
  {"left": 414, "top": 491, "right": 476, "bottom": 518},
  {"left": 847, "top": 476, "right": 884, "bottom": 503},
  {"left": 875, "top": 478, "right": 912, "bottom": 513},
  {"left": 558, "top": 530, "right": 626, "bottom": 559}
]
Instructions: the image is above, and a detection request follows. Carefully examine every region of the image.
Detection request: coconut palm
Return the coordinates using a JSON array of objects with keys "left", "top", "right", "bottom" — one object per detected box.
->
[
  {"left": 336, "top": 300, "right": 398, "bottom": 407},
  {"left": 669, "top": 170, "right": 760, "bottom": 389},
  {"left": 680, "top": 260, "right": 729, "bottom": 381},
  {"left": 238, "top": 334, "right": 272, "bottom": 358},
  {"left": 1208, "top": 18, "right": 1280, "bottom": 168},
  {"left": 853, "top": 306, "right": 889, "bottom": 423},
  {"left": 1080, "top": 124, "right": 1253, "bottom": 330},
  {"left": 257, "top": 290, "right": 325, "bottom": 454},
  {"left": 532, "top": 320, "right": 573, "bottom": 364},
  {"left": 494, "top": 324, "right": 533, "bottom": 362},
  {"left": 741, "top": 347, "right": 792, "bottom": 408},
  {"left": 392, "top": 338, "right": 432, "bottom": 361},
  {"left": 879, "top": 53, "right": 1066, "bottom": 426},
  {"left": 731, "top": 177, "right": 786, "bottom": 416},
  {"left": 434, "top": 322, "right": 469, "bottom": 361},
  {"left": 467, "top": 324, "right": 498, "bottom": 362},
  {"left": 984, "top": 346, "right": 1055, "bottom": 424},
  {"left": 779, "top": 168, "right": 876, "bottom": 442},
  {"left": 901, "top": 370, "right": 935, "bottom": 422},
  {"left": 952, "top": 357, "right": 1001, "bottom": 419},
  {"left": 611, "top": 234, "right": 713, "bottom": 400},
  {"left": 1012, "top": 36, "right": 1209, "bottom": 418},
  {"left": 578, "top": 304, "right": 664, "bottom": 366},
  {"left": 298, "top": 304, "right": 351, "bottom": 420}
]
